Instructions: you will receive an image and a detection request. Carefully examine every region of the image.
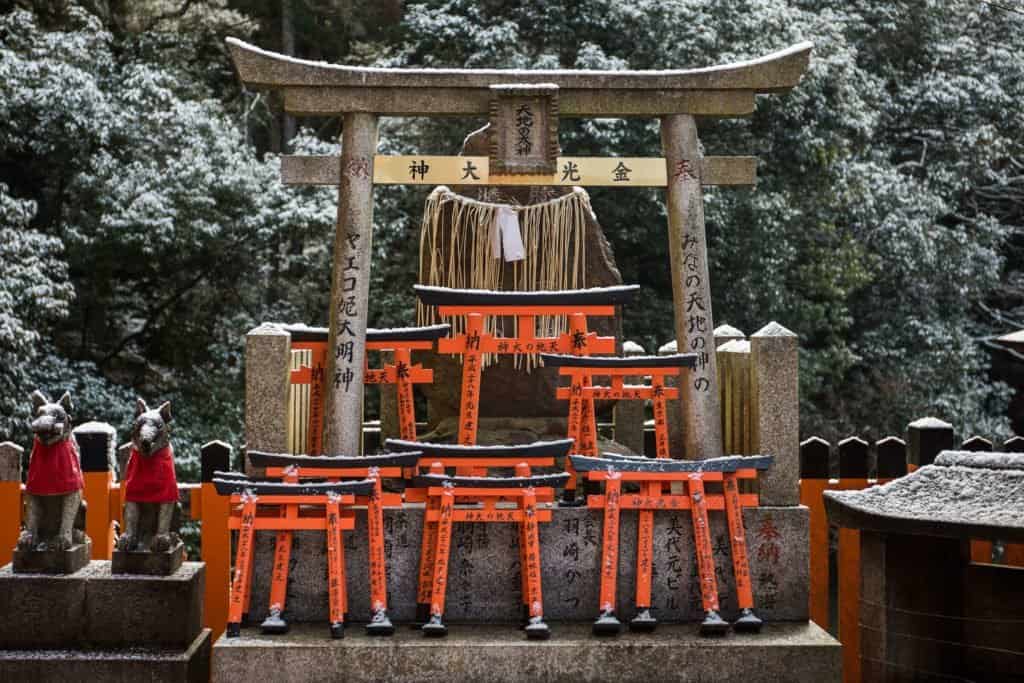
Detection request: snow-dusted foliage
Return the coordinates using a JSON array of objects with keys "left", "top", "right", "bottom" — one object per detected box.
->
[
  {"left": 0, "top": 7, "right": 336, "bottom": 473},
  {"left": 383, "top": 0, "right": 1023, "bottom": 440},
  {"left": 0, "top": 0, "right": 1021, "bottom": 453}
]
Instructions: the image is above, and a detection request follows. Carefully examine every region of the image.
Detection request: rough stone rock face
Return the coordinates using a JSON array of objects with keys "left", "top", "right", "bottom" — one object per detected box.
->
[{"left": 421, "top": 125, "right": 625, "bottom": 426}]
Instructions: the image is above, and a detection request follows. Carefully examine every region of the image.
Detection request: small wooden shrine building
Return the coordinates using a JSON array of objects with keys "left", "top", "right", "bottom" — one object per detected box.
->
[{"left": 825, "top": 451, "right": 1024, "bottom": 682}]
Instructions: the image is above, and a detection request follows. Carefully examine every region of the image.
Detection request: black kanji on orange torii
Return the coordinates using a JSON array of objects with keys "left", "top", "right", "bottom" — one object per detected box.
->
[
  {"left": 243, "top": 450, "right": 421, "bottom": 636},
  {"left": 286, "top": 324, "right": 450, "bottom": 454},
  {"left": 570, "top": 453, "right": 773, "bottom": 636},
  {"left": 415, "top": 284, "right": 638, "bottom": 500},
  {"left": 540, "top": 353, "right": 698, "bottom": 466},
  {"left": 213, "top": 472, "right": 376, "bottom": 639},
  {"left": 410, "top": 462, "right": 568, "bottom": 639},
  {"left": 386, "top": 438, "right": 573, "bottom": 630}
]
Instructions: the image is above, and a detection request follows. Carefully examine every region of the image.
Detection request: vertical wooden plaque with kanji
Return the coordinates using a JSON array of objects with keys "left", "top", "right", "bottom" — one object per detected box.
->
[{"left": 489, "top": 84, "right": 560, "bottom": 175}]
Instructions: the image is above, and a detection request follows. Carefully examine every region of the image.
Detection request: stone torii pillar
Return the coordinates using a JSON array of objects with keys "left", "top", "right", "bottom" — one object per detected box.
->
[
  {"left": 662, "top": 115, "right": 721, "bottom": 459},
  {"left": 324, "top": 114, "right": 378, "bottom": 455}
]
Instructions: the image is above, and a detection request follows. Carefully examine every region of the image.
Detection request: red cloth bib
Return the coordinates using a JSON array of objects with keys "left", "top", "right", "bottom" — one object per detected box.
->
[
  {"left": 125, "top": 445, "right": 179, "bottom": 503},
  {"left": 25, "top": 438, "right": 84, "bottom": 496}
]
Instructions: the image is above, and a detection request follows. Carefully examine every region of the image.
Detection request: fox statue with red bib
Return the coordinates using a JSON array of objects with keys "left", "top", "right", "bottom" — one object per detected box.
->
[
  {"left": 18, "top": 390, "right": 87, "bottom": 553},
  {"left": 115, "top": 398, "right": 182, "bottom": 561}
]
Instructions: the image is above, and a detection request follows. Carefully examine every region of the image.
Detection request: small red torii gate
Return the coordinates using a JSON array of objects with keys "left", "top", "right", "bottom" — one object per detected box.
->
[
  {"left": 244, "top": 450, "right": 421, "bottom": 636},
  {"left": 541, "top": 352, "right": 697, "bottom": 464},
  {"left": 415, "top": 284, "right": 637, "bottom": 499},
  {"left": 213, "top": 473, "right": 373, "bottom": 639},
  {"left": 571, "top": 453, "right": 773, "bottom": 636},
  {"left": 385, "top": 438, "right": 573, "bottom": 630},
  {"left": 286, "top": 324, "right": 449, "bottom": 453},
  {"left": 411, "top": 463, "right": 569, "bottom": 639}
]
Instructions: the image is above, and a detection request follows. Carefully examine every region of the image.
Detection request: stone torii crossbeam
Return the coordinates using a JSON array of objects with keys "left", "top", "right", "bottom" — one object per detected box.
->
[{"left": 226, "top": 39, "right": 813, "bottom": 458}]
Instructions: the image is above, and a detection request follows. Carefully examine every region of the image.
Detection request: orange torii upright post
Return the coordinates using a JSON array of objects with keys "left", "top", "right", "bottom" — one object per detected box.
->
[
  {"left": 286, "top": 324, "right": 450, "bottom": 454},
  {"left": 540, "top": 353, "right": 698, "bottom": 462},
  {"left": 213, "top": 471, "right": 375, "bottom": 639},
  {"left": 411, "top": 462, "right": 569, "bottom": 639},
  {"left": 244, "top": 450, "right": 422, "bottom": 636},
  {"left": 570, "top": 453, "right": 773, "bottom": 636},
  {"left": 414, "top": 284, "right": 639, "bottom": 500},
  {"left": 385, "top": 438, "right": 573, "bottom": 627}
]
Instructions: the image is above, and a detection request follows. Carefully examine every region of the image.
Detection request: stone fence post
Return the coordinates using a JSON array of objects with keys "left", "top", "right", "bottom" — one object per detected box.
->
[
  {"left": 907, "top": 417, "right": 954, "bottom": 468},
  {"left": 74, "top": 422, "right": 118, "bottom": 558},
  {"left": 715, "top": 324, "right": 747, "bottom": 455},
  {"left": 245, "top": 323, "right": 292, "bottom": 472},
  {"left": 0, "top": 442, "right": 24, "bottom": 567},
  {"left": 613, "top": 340, "right": 646, "bottom": 454},
  {"left": 751, "top": 321, "right": 799, "bottom": 506}
]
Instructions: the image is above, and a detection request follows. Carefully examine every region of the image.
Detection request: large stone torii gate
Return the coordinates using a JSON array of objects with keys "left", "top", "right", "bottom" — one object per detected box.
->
[{"left": 227, "top": 38, "right": 813, "bottom": 458}]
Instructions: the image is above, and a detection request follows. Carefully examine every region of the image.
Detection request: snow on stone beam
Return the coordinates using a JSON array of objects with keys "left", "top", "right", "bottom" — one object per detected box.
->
[
  {"left": 226, "top": 38, "right": 813, "bottom": 118},
  {"left": 824, "top": 450, "right": 1024, "bottom": 542}
]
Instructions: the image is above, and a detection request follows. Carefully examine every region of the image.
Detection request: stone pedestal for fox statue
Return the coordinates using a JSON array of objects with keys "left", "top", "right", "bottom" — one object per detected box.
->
[
  {"left": 13, "top": 390, "right": 91, "bottom": 574},
  {"left": 112, "top": 398, "right": 184, "bottom": 575}
]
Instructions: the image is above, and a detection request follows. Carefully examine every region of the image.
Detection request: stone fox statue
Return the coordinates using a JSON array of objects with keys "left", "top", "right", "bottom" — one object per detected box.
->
[
  {"left": 117, "top": 399, "right": 181, "bottom": 552},
  {"left": 18, "top": 390, "right": 87, "bottom": 551}
]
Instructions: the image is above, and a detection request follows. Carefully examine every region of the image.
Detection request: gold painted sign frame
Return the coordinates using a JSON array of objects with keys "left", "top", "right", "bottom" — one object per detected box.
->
[{"left": 281, "top": 155, "right": 757, "bottom": 187}]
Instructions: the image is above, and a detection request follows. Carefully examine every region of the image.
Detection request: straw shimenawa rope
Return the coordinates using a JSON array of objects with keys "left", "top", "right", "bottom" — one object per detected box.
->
[{"left": 418, "top": 186, "right": 592, "bottom": 370}]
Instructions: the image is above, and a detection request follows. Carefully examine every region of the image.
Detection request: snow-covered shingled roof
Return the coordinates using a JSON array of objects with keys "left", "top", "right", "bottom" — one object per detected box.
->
[{"left": 824, "top": 450, "right": 1024, "bottom": 542}]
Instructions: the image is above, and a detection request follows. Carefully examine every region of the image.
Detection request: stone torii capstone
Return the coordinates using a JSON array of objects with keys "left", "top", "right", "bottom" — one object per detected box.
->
[{"left": 226, "top": 38, "right": 813, "bottom": 458}]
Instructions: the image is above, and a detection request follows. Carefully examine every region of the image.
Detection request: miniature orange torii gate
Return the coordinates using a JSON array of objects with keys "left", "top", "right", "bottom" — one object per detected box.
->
[
  {"left": 244, "top": 450, "right": 421, "bottom": 636},
  {"left": 411, "top": 464, "right": 569, "bottom": 639},
  {"left": 541, "top": 352, "right": 698, "bottom": 463},
  {"left": 226, "top": 37, "right": 811, "bottom": 463},
  {"left": 213, "top": 473, "right": 375, "bottom": 639},
  {"left": 385, "top": 437, "right": 573, "bottom": 627},
  {"left": 414, "top": 284, "right": 637, "bottom": 498},
  {"left": 570, "top": 453, "right": 773, "bottom": 636},
  {"left": 286, "top": 324, "right": 450, "bottom": 453}
]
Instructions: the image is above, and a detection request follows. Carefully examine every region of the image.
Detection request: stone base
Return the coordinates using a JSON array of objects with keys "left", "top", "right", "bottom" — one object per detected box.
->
[
  {"left": 0, "top": 560, "right": 204, "bottom": 649},
  {"left": 12, "top": 539, "right": 91, "bottom": 575},
  {"left": 112, "top": 541, "right": 185, "bottom": 576},
  {"left": 213, "top": 622, "right": 839, "bottom": 683},
  {"left": 0, "top": 627, "right": 211, "bottom": 683}
]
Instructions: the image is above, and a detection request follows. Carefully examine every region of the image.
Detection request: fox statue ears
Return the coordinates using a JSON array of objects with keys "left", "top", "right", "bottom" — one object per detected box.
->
[
  {"left": 30, "top": 390, "right": 49, "bottom": 411},
  {"left": 30, "top": 390, "right": 72, "bottom": 414},
  {"left": 134, "top": 398, "right": 173, "bottom": 424}
]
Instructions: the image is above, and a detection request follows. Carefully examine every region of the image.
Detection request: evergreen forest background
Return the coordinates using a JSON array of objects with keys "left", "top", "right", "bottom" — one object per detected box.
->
[{"left": 2, "top": 0, "right": 1023, "bottom": 476}]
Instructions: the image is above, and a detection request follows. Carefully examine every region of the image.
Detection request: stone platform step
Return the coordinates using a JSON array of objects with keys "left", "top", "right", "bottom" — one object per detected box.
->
[
  {"left": 0, "top": 628, "right": 211, "bottom": 682},
  {"left": 214, "top": 622, "right": 839, "bottom": 683}
]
